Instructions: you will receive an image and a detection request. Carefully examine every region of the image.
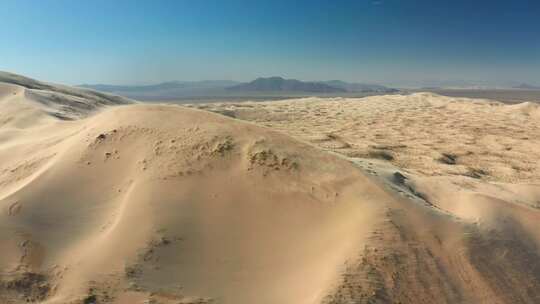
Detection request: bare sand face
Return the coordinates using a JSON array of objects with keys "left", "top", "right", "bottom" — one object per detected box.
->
[
  {"left": 190, "top": 93, "right": 540, "bottom": 183},
  {"left": 189, "top": 93, "right": 540, "bottom": 303},
  {"left": 0, "top": 74, "right": 540, "bottom": 304}
]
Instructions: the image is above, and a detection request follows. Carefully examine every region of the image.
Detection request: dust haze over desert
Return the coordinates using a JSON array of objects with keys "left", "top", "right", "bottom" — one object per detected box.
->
[{"left": 1, "top": 1, "right": 540, "bottom": 304}]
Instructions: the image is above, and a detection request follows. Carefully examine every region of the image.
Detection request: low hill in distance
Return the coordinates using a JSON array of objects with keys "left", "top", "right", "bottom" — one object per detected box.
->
[
  {"left": 79, "top": 80, "right": 240, "bottom": 100},
  {"left": 322, "top": 80, "right": 399, "bottom": 93},
  {"left": 513, "top": 83, "right": 540, "bottom": 90},
  {"left": 80, "top": 80, "right": 240, "bottom": 93}
]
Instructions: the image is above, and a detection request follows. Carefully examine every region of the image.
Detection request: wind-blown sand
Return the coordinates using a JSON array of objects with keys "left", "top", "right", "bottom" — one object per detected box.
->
[
  {"left": 1, "top": 73, "right": 540, "bottom": 304},
  {"left": 190, "top": 94, "right": 540, "bottom": 183}
]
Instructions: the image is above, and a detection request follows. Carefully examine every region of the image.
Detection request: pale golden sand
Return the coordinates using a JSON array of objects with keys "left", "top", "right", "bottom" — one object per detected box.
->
[
  {"left": 189, "top": 93, "right": 540, "bottom": 183},
  {"left": 1, "top": 73, "right": 540, "bottom": 303}
]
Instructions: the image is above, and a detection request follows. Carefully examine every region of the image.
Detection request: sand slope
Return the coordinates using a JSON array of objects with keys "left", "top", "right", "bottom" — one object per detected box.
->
[
  {"left": 0, "top": 71, "right": 133, "bottom": 120},
  {"left": 1, "top": 74, "right": 540, "bottom": 304},
  {"left": 0, "top": 81, "right": 386, "bottom": 303},
  {"left": 189, "top": 94, "right": 540, "bottom": 303}
]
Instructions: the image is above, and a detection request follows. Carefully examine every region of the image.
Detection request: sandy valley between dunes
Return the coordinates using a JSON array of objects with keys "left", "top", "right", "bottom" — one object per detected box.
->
[{"left": 1, "top": 72, "right": 540, "bottom": 304}]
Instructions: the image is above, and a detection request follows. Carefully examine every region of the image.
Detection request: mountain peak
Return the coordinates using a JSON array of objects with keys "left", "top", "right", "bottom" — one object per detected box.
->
[
  {"left": 228, "top": 77, "right": 346, "bottom": 93},
  {"left": 513, "top": 83, "right": 540, "bottom": 90}
]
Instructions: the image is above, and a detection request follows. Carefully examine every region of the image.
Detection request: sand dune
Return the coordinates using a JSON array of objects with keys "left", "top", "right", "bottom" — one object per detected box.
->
[
  {"left": 191, "top": 93, "right": 540, "bottom": 183},
  {"left": 0, "top": 72, "right": 132, "bottom": 120},
  {"left": 189, "top": 93, "right": 540, "bottom": 303},
  {"left": 0, "top": 77, "right": 386, "bottom": 304},
  {"left": 1, "top": 74, "right": 540, "bottom": 303}
]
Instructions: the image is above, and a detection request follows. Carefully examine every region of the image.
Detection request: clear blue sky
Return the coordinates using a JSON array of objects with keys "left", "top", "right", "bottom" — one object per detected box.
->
[{"left": 1, "top": 0, "right": 539, "bottom": 86}]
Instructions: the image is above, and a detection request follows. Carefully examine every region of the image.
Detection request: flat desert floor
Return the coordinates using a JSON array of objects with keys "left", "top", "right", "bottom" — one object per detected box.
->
[
  {"left": 425, "top": 89, "right": 540, "bottom": 104},
  {"left": 1, "top": 72, "right": 540, "bottom": 304}
]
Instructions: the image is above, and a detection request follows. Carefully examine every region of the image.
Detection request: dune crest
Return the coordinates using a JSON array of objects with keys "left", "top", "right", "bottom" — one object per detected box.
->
[{"left": 0, "top": 71, "right": 133, "bottom": 120}]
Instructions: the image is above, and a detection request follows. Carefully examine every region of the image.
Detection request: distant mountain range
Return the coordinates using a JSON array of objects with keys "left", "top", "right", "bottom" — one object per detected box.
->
[
  {"left": 79, "top": 80, "right": 240, "bottom": 100},
  {"left": 80, "top": 80, "right": 240, "bottom": 92},
  {"left": 79, "top": 76, "right": 398, "bottom": 100},
  {"left": 513, "top": 83, "right": 540, "bottom": 90},
  {"left": 394, "top": 79, "right": 540, "bottom": 90},
  {"left": 228, "top": 77, "right": 397, "bottom": 93}
]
